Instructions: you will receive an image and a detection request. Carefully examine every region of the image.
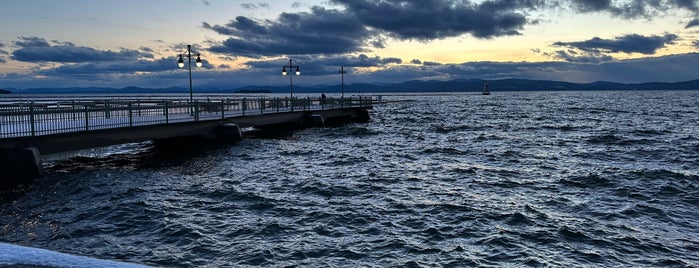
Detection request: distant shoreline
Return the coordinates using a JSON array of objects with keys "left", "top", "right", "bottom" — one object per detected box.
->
[{"left": 3, "top": 78, "right": 698, "bottom": 94}]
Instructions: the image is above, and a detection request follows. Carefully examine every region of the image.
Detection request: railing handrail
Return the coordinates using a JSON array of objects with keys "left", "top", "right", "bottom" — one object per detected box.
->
[{"left": 0, "top": 95, "right": 379, "bottom": 138}]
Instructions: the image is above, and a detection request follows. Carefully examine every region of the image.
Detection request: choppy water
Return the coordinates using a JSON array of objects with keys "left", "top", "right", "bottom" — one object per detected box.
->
[{"left": 2, "top": 90, "right": 699, "bottom": 267}]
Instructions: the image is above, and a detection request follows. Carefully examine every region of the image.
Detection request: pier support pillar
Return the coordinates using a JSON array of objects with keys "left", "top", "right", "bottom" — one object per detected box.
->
[
  {"left": 217, "top": 123, "right": 243, "bottom": 142},
  {"left": 352, "top": 109, "right": 370, "bottom": 123},
  {"left": 0, "top": 147, "right": 42, "bottom": 191},
  {"left": 304, "top": 114, "right": 325, "bottom": 128}
]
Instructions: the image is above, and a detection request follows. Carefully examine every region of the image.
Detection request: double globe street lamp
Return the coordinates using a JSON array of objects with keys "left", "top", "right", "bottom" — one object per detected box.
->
[
  {"left": 177, "top": 45, "right": 203, "bottom": 114},
  {"left": 282, "top": 59, "right": 300, "bottom": 100}
]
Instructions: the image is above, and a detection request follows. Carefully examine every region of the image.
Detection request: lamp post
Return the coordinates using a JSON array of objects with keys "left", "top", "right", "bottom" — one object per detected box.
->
[
  {"left": 177, "top": 44, "right": 203, "bottom": 114},
  {"left": 339, "top": 66, "right": 346, "bottom": 99},
  {"left": 282, "top": 59, "right": 300, "bottom": 100}
]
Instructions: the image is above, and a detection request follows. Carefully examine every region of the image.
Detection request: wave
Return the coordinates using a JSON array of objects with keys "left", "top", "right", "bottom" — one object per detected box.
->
[
  {"left": 431, "top": 123, "right": 475, "bottom": 133},
  {"left": 558, "top": 173, "right": 613, "bottom": 188},
  {"left": 586, "top": 134, "right": 642, "bottom": 146}
]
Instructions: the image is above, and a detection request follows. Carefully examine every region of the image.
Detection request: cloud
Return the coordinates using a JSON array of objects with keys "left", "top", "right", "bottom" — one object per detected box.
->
[
  {"left": 330, "top": 0, "right": 531, "bottom": 39},
  {"left": 204, "top": 0, "right": 573, "bottom": 59},
  {"left": 204, "top": 6, "right": 374, "bottom": 57},
  {"left": 570, "top": 0, "right": 611, "bottom": 12},
  {"left": 422, "top": 61, "right": 443, "bottom": 66},
  {"left": 241, "top": 3, "right": 267, "bottom": 9},
  {"left": 243, "top": 54, "right": 402, "bottom": 76},
  {"left": 0, "top": 41, "right": 7, "bottom": 62},
  {"left": 693, "top": 40, "right": 699, "bottom": 48},
  {"left": 553, "top": 33, "right": 678, "bottom": 55},
  {"left": 568, "top": 0, "right": 699, "bottom": 20},
  {"left": 546, "top": 50, "right": 614, "bottom": 63},
  {"left": 358, "top": 53, "right": 699, "bottom": 84},
  {"left": 687, "top": 18, "right": 699, "bottom": 28},
  {"left": 410, "top": 59, "right": 422, "bottom": 64},
  {"left": 291, "top": 2, "right": 305, "bottom": 9},
  {"left": 11, "top": 36, "right": 153, "bottom": 63},
  {"left": 2, "top": 51, "right": 697, "bottom": 89},
  {"left": 198, "top": 0, "right": 699, "bottom": 59},
  {"left": 566, "top": 0, "right": 699, "bottom": 29},
  {"left": 39, "top": 56, "right": 211, "bottom": 76}
]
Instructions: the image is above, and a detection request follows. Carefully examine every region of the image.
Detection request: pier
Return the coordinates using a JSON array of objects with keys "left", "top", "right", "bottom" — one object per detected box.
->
[{"left": 0, "top": 96, "right": 376, "bottom": 189}]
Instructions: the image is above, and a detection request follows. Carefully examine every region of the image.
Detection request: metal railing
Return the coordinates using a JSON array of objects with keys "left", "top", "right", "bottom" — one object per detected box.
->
[{"left": 0, "top": 96, "right": 378, "bottom": 138}]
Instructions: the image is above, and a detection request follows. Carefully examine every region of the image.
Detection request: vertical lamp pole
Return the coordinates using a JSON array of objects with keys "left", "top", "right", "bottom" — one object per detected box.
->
[
  {"left": 177, "top": 44, "right": 203, "bottom": 115},
  {"left": 339, "top": 66, "right": 347, "bottom": 99},
  {"left": 282, "top": 59, "right": 300, "bottom": 100}
]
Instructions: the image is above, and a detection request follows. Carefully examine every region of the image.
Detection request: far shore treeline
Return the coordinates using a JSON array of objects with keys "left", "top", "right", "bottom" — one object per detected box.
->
[{"left": 2, "top": 78, "right": 698, "bottom": 94}]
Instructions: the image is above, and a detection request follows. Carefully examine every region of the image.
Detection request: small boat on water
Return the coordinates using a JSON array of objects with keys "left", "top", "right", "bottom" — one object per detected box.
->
[{"left": 482, "top": 81, "right": 490, "bottom": 95}]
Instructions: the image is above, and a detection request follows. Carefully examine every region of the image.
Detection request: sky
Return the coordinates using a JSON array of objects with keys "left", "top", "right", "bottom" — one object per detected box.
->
[{"left": 0, "top": 0, "right": 698, "bottom": 90}]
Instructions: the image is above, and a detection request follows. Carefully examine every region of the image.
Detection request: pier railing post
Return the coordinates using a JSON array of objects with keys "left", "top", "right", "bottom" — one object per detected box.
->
[
  {"left": 242, "top": 98, "right": 246, "bottom": 116},
  {"left": 104, "top": 100, "right": 111, "bottom": 119},
  {"left": 128, "top": 102, "right": 133, "bottom": 127},
  {"left": 29, "top": 101, "right": 36, "bottom": 136},
  {"left": 195, "top": 102, "right": 200, "bottom": 121},
  {"left": 164, "top": 101, "right": 169, "bottom": 123},
  {"left": 72, "top": 100, "right": 77, "bottom": 121},
  {"left": 221, "top": 100, "right": 225, "bottom": 120},
  {"left": 260, "top": 97, "right": 264, "bottom": 115},
  {"left": 84, "top": 103, "right": 90, "bottom": 131}
]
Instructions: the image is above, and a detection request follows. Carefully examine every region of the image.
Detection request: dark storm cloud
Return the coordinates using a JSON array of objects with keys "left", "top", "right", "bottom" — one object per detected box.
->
[
  {"left": 672, "top": 0, "right": 699, "bottom": 10},
  {"left": 571, "top": 0, "right": 611, "bottom": 12},
  {"left": 569, "top": 0, "right": 699, "bottom": 24},
  {"left": 11, "top": 36, "right": 153, "bottom": 63},
  {"left": 553, "top": 33, "right": 678, "bottom": 55},
  {"left": 203, "top": 6, "right": 373, "bottom": 57},
  {"left": 329, "top": 0, "right": 699, "bottom": 40},
  {"left": 200, "top": 0, "right": 699, "bottom": 59},
  {"left": 330, "top": 0, "right": 532, "bottom": 39},
  {"left": 687, "top": 18, "right": 699, "bottom": 28}
]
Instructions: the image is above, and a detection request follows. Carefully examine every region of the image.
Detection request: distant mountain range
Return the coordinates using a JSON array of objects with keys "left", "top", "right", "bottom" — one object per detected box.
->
[{"left": 3, "top": 78, "right": 698, "bottom": 94}]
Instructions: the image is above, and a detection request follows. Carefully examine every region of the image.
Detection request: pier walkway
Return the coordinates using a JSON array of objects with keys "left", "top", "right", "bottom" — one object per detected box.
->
[
  {"left": 0, "top": 96, "right": 375, "bottom": 140},
  {"left": 1, "top": 95, "right": 377, "bottom": 188}
]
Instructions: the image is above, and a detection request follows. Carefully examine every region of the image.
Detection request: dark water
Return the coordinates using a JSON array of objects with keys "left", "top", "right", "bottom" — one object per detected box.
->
[{"left": 2, "top": 91, "right": 699, "bottom": 267}]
